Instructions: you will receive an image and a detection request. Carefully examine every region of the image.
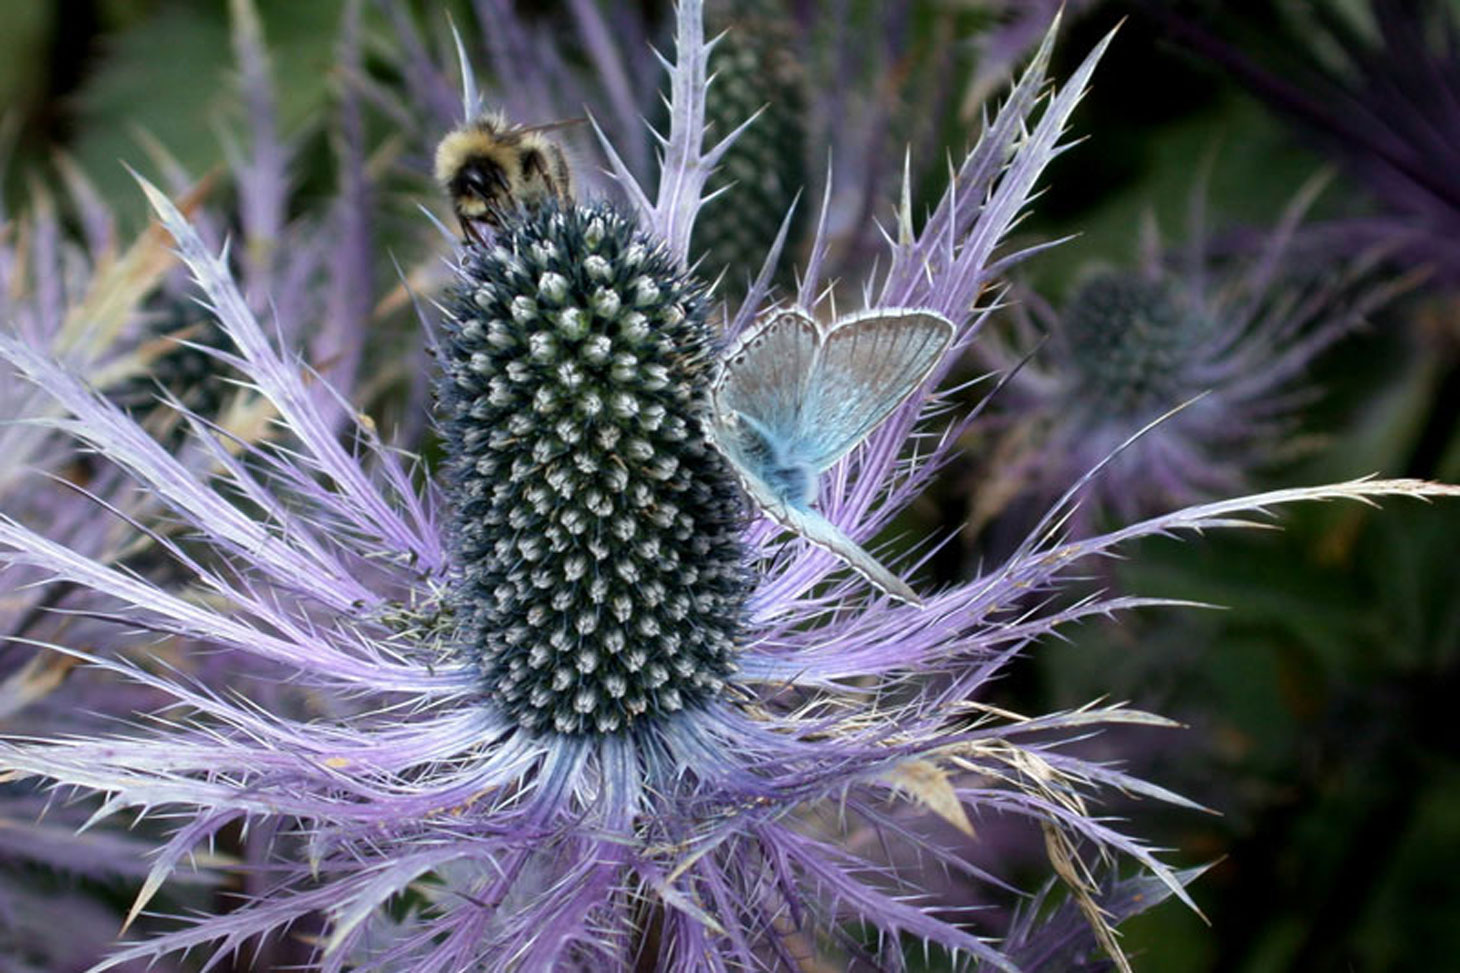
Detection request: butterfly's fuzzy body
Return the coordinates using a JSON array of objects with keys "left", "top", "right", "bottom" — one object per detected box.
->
[
  {"left": 731, "top": 411, "right": 817, "bottom": 508},
  {"left": 434, "top": 112, "right": 574, "bottom": 240}
]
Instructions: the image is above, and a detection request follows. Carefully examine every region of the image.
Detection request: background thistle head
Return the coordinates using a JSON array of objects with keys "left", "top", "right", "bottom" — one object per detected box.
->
[{"left": 973, "top": 177, "right": 1408, "bottom": 526}]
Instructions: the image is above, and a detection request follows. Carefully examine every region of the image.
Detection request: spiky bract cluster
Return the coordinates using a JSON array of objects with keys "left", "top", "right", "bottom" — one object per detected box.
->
[
  {"left": 439, "top": 202, "right": 748, "bottom": 735},
  {"left": 1061, "top": 272, "right": 1210, "bottom": 419},
  {"left": 1167, "top": 0, "right": 1460, "bottom": 281},
  {"left": 974, "top": 179, "right": 1403, "bottom": 526}
]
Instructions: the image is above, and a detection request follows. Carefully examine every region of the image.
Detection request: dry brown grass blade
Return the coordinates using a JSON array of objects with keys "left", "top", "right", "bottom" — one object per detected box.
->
[
  {"left": 55, "top": 176, "right": 214, "bottom": 360},
  {"left": 0, "top": 652, "right": 82, "bottom": 720},
  {"left": 882, "top": 757, "right": 976, "bottom": 837}
]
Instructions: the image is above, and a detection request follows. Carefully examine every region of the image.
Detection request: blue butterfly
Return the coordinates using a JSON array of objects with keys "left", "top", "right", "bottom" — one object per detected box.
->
[{"left": 711, "top": 306, "right": 955, "bottom": 605}]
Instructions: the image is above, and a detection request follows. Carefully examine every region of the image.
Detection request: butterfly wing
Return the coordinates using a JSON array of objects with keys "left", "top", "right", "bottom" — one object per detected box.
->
[
  {"left": 711, "top": 306, "right": 940, "bottom": 605},
  {"left": 714, "top": 308, "right": 822, "bottom": 455},
  {"left": 792, "top": 308, "right": 954, "bottom": 472},
  {"left": 731, "top": 460, "right": 922, "bottom": 606}
]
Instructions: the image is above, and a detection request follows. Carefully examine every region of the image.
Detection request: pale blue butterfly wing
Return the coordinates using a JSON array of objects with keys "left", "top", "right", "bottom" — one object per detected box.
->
[
  {"left": 792, "top": 308, "right": 956, "bottom": 471},
  {"left": 712, "top": 306, "right": 955, "bottom": 605},
  {"left": 715, "top": 309, "right": 818, "bottom": 451}
]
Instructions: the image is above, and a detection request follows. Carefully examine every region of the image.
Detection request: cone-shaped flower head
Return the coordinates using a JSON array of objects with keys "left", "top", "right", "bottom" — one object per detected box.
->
[
  {"left": 1058, "top": 272, "right": 1211, "bottom": 422},
  {"left": 690, "top": 0, "right": 808, "bottom": 291},
  {"left": 440, "top": 203, "right": 747, "bottom": 734}
]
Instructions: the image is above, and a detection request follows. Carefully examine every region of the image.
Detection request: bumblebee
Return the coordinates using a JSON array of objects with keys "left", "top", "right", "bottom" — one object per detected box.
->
[{"left": 434, "top": 112, "right": 578, "bottom": 243}]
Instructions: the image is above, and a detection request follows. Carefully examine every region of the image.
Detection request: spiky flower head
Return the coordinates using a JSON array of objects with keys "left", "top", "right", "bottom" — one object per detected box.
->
[
  {"left": 983, "top": 179, "right": 1410, "bottom": 523},
  {"left": 105, "top": 301, "right": 237, "bottom": 445},
  {"left": 690, "top": 0, "right": 809, "bottom": 291},
  {"left": 0, "top": 6, "right": 1454, "bottom": 973},
  {"left": 1057, "top": 271, "right": 1210, "bottom": 421},
  {"left": 440, "top": 202, "right": 747, "bottom": 734}
]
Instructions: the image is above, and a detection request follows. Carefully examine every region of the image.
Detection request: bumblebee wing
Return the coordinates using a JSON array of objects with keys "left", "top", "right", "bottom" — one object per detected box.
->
[{"left": 516, "top": 117, "right": 589, "bottom": 135}]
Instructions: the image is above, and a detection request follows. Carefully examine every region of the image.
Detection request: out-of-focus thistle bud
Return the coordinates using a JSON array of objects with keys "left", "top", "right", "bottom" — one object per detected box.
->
[
  {"left": 437, "top": 201, "right": 749, "bottom": 735},
  {"left": 1057, "top": 272, "right": 1212, "bottom": 423},
  {"left": 692, "top": 0, "right": 809, "bottom": 294},
  {"left": 107, "top": 299, "right": 236, "bottom": 447},
  {"left": 980, "top": 182, "right": 1413, "bottom": 526}
]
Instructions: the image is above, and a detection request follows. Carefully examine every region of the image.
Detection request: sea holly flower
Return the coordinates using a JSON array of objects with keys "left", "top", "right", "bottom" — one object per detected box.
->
[
  {"left": 975, "top": 178, "right": 1413, "bottom": 525},
  {"left": 439, "top": 201, "right": 749, "bottom": 735},
  {"left": 0, "top": 6, "right": 1454, "bottom": 972},
  {"left": 383, "top": 1, "right": 994, "bottom": 295},
  {"left": 0, "top": 92, "right": 208, "bottom": 973},
  {"left": 0, "top": 3, "right": 384, "bottom": 966},
  {"left": 690, "top": 0, "right": 809, "bottom": 293}
]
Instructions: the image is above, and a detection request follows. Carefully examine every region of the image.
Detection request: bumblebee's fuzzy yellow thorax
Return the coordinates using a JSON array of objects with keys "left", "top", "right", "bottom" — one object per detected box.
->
[{"left": 434, "top": 127, "right": 511, "bottom": 190}]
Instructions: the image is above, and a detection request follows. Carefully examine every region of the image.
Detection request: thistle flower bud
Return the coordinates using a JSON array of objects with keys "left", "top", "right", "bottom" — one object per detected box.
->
[
  {"left": 438, "top": 202, "right": 748, "bottom": 735},
  {"left": 983, "top": 186, "right": 1403, "bottom": 524},
  {"left": 108, "top": 300, "right": 235, "bottom": 444},
  {"left": 692, "top": 0, "right": 809, "bottom": 290}
]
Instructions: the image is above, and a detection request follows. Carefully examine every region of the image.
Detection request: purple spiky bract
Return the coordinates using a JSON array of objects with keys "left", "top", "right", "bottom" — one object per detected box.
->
[{"left": 1164, "top": 0, "right": 1460, "bottom": 282}]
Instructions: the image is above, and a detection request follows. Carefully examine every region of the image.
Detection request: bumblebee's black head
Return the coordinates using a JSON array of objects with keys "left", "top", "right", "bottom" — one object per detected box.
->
[
  {"left": 450, "top": 156, "right": 513, "bottom": 221},
  {"left": 435, "top": 126, "right": 518, "bottom": 234}
]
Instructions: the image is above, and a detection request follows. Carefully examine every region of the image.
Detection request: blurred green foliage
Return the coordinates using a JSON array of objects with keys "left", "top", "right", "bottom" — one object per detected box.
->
[
  {"left": 2, "top": 0, "right": 342, "bottom": 227},
  {"left": 0, "top": 2, "right": 49, "bottom": 122}
]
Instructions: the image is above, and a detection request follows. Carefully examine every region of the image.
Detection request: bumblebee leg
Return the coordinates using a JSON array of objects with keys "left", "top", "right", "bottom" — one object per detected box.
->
[
  {"left": 545, "top": 144, "right": 573, "bottom": 203},
  {"left": 459, "top": 216, "right": 490, "bottom": 248},
  {"left": 522, "top": 147, "right": 572, "bottom": 205}
]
